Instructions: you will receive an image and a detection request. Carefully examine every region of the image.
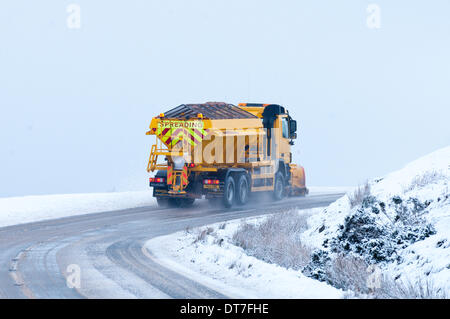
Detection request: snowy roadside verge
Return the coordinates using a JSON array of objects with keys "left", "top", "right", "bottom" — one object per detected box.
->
[
  {"left": 145, "top": 146, "right": 450, "bottom": 298},
  {"left": 144, "top": 210, "right": 344, "bottom": 299},
  {"left": 0, "top": 191, "right": 155, "bottom": 228},
  {"left": 299, "top": 146, "right": 450, "bottom": 297}
]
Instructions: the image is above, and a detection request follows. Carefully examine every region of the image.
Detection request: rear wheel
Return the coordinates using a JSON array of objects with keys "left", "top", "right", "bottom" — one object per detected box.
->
[
  {"left": 273, "top": 172, "right": 285, "bottom": 201},
  {"left": 167, "top": 198, "right": 180, "bottom": 208},
  {"left": 222, "top": 175, "right": 236, "bottom": 208},
  {"left": 179, "top": 198, "right": 195, "bottom": 207},
  {"left": 236, "top": 174, "right": 249, "bottom": 206}
]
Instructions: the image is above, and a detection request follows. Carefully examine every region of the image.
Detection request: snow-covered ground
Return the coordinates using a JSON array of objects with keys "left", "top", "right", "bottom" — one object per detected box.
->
[
  {"left": 0, "top": 191, "right": 155, "bottom": 228},
  {"left": 146, "top": 146, "right": 449, "bottom": 298},
  {"left": 145, "top": 213, "right": 343, "bottom": 299},
  {"left": 302, "top": 146, "right": 450, "bottom": 295}
]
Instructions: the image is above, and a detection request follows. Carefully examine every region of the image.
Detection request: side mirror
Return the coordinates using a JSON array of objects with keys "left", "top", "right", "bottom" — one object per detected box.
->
[{"left": 289, "top": 120, "right": 297, "bottom": 138}]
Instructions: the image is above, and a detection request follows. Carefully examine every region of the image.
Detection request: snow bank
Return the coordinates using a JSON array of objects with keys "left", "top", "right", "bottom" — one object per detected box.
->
[
  {"left": 0, "top": 191, "right": 155, "bottom": 228},
  {"left": 301, "top": 146, "right": 450, "bottom": 295},
  {"left": 143, "top": 148, "right": 449, "bottom": 298},
  {"left": 145, "top": 215, "right": 343, "bottom": 299}
]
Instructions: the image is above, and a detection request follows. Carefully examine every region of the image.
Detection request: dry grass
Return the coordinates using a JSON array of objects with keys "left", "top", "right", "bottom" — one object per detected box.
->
[
  {"left": 404, "top": 170, "right": 447, "bottom": 192},
  {"left": 348, "top": 181, "right": 371, "bottom": 208},
  {"left": 326, "top": 254, "right": 371, "bottom": 294},
  {"left": 193, "top": 226, "right": 215, "bottom": 243},
  {"left": 327, "top": 255, "right": 448, "bottom": 299},
  {"left": 232, "top": 210, "right": 311, "bottom": 270},
  {"left": 376, "top": 276, "right": 448, "bottom": 299}
]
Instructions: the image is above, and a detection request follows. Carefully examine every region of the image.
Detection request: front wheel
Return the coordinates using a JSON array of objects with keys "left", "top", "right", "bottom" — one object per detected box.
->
[{"left": 273, "top": 172, "right": 286, "bottom": 201}]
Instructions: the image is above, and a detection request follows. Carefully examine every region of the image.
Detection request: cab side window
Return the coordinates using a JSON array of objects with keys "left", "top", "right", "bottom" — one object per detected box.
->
[{"left": 282, "top": 118, "right": 289, "bottom": 138}]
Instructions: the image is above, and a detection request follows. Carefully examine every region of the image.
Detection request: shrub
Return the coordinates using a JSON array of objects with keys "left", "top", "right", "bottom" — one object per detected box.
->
[
  {"left": 232, "top": 210, "right": 311, "bottom": 270},
  {"left": 405, "top": 170, "right": 447, "bottom": 192},
  {"left": 376, "top": 276, "right": 447, "bottom": 299},
  {"left": 326, "top": 254, "right": 372, "bottom": 294},
  {"left": 193, "top": 226, "right": 215, "bottom": 243},
  {"left": 328, "top": 195, "right": 435, "bottom": 264},
  {"left": 348, "top": 182, "right": 371, "bottom": 208}
]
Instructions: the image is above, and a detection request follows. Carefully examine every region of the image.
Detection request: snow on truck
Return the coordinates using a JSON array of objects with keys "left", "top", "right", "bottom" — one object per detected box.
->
[{"left": 146, "top": 102, "right": 308, "bottom": 208}]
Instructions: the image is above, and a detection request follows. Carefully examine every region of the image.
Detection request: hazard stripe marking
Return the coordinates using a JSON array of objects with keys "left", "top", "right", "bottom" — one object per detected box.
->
[{"left": 156, "top": 125, "right": 212, "bottom": 148}]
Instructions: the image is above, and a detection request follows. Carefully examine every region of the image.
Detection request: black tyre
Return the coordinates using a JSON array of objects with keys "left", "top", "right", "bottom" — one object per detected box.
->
[
  {"left": 179, "top": 198, "right": 195, "bottom": 208},
  {"left": 222, "top": 175, "right": 236, "bottom": 208},
  {"left": 168, "top": 198, "right": 181, "bottom": 208},
  {"left": 299, "top": 187, "right": 309, "bottom": 197},
  {"left": 273, "top": 172, "right": 285, "bottom": 201},
  {"left": 236, "top": 174, "right": 249, "bottom": 206}
]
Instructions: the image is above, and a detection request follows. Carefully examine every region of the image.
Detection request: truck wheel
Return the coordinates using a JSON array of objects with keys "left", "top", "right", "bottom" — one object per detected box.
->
[
  {"left": 168, "top": 198, "right": 181, "bottom": 208},
  {"left": 236, "top": 174, "right": 249, "bottom": 206},
  {"left": 222, "top": 175, "right": 236, "bottom": 208},
  {"left": 179, "top": 198, "right": 195, "bottom": 208},
  {"left": 299, "top": 187, "right": 309, "bottom": 197},
  {"left": 273, "top": 172, "right": 285, "bottom": 201}
]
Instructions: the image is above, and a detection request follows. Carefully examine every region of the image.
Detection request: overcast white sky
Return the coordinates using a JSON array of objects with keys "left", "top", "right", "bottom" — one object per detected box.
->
[{"left": 0, "top": 1, "right": 449, "bottom": 197}]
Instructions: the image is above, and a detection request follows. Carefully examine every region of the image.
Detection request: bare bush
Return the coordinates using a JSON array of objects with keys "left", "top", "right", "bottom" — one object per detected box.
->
[
  {"left": 405, "top": 170, "right": 447, "bottom": 192},
  {"left": 193, "top": 227, "right": 215, "bottom": 243},
  {"left": 376, "top": 276, "right": 448, "bottom": 299},
  {"left": 194, "top": 229, "right": 207, "bottom": 243},
  {"left": 213, "top": 237, "right": 224, "bottom": 247},
  {"left": 326, "top": 254, "right": 371, "bottom": 294},
  {"left": 391, "top": 197, "right": 430, "bottom": 227},
  {"left": 322, "top": 254, "right": 447, "bottom": 299},
  {"left": 232, "top": 210, "right": 311, "bottom": 270},
  {"left": 348, "top": 182, "right": 371, "bottom": 208}
]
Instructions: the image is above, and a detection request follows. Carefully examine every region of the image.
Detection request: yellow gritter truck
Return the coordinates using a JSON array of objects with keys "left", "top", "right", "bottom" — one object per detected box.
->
[{"left": 146, "top": 102, "right": 308, "bottom": 208}]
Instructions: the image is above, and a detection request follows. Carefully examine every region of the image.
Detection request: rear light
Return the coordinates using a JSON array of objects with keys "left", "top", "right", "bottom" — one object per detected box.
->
[
  {"left": 150, "top": 177, "right": 165, "bottom": 183},
  {"left": 189, "top": 163, "right": 195, "bottom": 168},
  {"left": 203, "top": 179, "right": 220, "bottom": 185}
]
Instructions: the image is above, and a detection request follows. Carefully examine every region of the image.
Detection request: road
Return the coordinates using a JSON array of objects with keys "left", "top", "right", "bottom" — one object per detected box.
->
[{"left": 0, "top": 192, "right": 343, "bottom": 299}]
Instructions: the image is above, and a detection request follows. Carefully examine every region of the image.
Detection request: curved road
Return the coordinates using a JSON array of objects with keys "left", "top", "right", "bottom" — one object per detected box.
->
[{"left": 0, "top": 192, "right": 343, "bottom": 299}]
